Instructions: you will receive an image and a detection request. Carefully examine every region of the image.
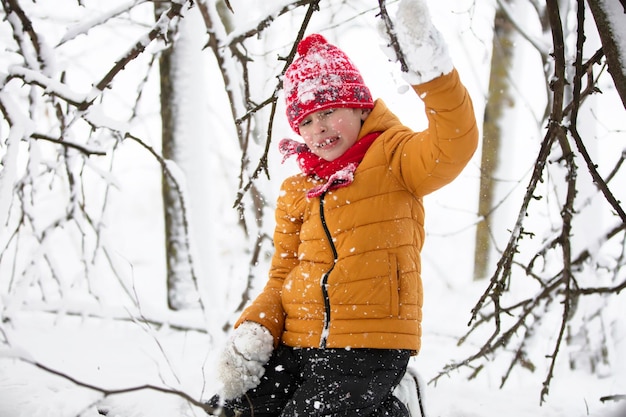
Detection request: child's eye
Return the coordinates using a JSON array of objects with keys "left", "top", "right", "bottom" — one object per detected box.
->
[
  {"left": 299, "top": 118, "right": 311, "bottom": 127},
  {"left": 323, "top": 109, "right": 335, "bottom": 116}
]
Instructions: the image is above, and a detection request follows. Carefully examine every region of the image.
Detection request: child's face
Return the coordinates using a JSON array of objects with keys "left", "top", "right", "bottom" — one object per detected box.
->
[{"left": 298, "top": 107, "right": 370, "bottom": 161}]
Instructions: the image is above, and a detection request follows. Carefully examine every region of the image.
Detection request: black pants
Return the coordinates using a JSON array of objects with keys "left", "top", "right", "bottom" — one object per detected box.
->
[{"left": 208, "top": 345, "right": 411, "bottom": 417}]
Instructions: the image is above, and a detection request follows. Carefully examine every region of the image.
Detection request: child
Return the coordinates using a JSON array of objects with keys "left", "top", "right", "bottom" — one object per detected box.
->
[{"left": 208, "top": 0, "right": 478, "bottom": 416}]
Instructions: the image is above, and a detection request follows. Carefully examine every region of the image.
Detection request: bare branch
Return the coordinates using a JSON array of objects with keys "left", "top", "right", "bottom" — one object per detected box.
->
[
  {"left": 30, "top": 133, "right": 107, "bottom": 156},
  {"left": 10, "top": 355, "right": 207, "bottom": 410},
  {"left": 80, "top": 0, "right": 190, "bottom": 110},
  {"left": 231, "top": 0, "right": 321, "bottom": 209},
  {"left": 377, "top": 0, "right": 409, "bottom": 72},
  {"left": 225, "top": 0, "right": 320, "bottom": 46},
  {"left": 441, "top": 0, "right": 626, "bottom": 402}
]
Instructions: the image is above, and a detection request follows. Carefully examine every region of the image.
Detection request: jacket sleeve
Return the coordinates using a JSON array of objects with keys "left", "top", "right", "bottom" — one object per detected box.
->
[
  {"left": 388, "top": 68, "right": 479, "bottom": 196},
  {"left": 235, "top": 177, "right": 303, "bottom": 346}
]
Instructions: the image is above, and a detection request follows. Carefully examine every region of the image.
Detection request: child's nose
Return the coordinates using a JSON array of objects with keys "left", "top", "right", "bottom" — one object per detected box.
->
[{"left": 312, "top": 118, "right": 327, "bottom": 133}]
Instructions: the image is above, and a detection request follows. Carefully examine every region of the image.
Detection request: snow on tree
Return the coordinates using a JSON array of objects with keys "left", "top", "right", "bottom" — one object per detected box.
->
[{"left": 0, "top": 0, "right": 624, "bottom": 416}]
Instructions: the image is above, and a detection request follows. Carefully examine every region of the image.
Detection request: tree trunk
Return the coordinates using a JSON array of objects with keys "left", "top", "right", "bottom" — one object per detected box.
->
[
  {"left": 473, "top": 6, "right": 515, "bottom": 280},
  {"left": 155, "top": 3, "right": 199, "bottom": 310}
]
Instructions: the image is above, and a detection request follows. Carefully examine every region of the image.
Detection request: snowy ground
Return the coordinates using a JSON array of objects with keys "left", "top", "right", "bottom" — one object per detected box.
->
[
  {"left": 1, "top": 2, "right": 625, "bottom": 416},
  {"left": 1, "top": 278, "right": 624, "bottom": 417}
]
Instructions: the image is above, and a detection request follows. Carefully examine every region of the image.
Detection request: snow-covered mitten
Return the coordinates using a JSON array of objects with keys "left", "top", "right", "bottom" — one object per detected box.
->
[
  {"left": 379, "top": 0, "right": 453, "bottom": 84},
  {"left": 216, "top": 321, "right": 274, "bottom": 401}
]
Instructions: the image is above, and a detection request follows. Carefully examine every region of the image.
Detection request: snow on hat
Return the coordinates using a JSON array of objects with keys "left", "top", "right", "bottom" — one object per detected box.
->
[{"left": 283, "top": 34, "right": 374, "bottom": 133}]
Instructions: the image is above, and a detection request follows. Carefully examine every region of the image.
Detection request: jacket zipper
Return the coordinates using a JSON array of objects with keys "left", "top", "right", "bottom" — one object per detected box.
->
[{"left": 319, "top": 190, "right": 337, "bottom": 348}]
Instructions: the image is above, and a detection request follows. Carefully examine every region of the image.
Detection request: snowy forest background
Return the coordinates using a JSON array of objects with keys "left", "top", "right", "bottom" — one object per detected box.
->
[{"left": 0, "top": 0, "right": 625, "bottom": 416}]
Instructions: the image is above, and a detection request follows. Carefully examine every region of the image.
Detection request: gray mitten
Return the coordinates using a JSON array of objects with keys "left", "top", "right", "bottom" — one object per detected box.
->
[
  {"left": 380, "top": 0, "right": 453, "bottom": 84},
  {"left": 216, "top": 321, "right": 274, "bottom": 400}
]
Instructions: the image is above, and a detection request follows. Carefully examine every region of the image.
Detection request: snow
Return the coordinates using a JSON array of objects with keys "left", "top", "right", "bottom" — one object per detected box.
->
[
  {"left": 600, "top": 0, "right": 626, "bottom": 70},
  {"left": 1, "top": 1, "right": 625, "bottom": 417},
  {"left": 58, "top": 1, "right": 150, "bottom": 46},
  {"left": 1, "top": 282, "right": 625, "bottom": 417},
  {"left": 388, "top": 0, "right": 454, "bottom": 84},
  {"left": 0, "top": 96, "right": 30, "bottom": 235},
  {"left": 216, "top": 321, "right": 273, "bottom": 401},
  {"left": 6, "top": 66, "right": 86, "bottom": 105}
]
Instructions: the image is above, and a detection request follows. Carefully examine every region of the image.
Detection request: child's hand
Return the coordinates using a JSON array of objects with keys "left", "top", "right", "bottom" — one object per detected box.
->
[
  {"left": 379, "top": 0, "right": 453, "bottom": 84},
  {"left": 216, "top": 321, "right": 274, "bottom": 400}
]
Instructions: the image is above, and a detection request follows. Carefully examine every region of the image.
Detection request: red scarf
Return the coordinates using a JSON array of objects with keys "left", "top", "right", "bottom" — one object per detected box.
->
[{"left": 279, "top": 132, "right": 381, "bottom": 198}]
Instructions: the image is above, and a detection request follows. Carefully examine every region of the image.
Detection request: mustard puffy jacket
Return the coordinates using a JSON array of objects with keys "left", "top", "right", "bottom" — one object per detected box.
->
[{"left": 236, "top": 69, "right": 478, "bottom": 354}]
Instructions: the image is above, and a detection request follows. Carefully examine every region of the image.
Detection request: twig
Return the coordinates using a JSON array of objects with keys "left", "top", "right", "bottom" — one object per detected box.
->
[
  {"left": 600, "top": 394, "right": 626, "bottom": 403},
  {"left": 1, "top": 0, "right": 48, "bottom": 71},
  {"left": 377, "top": 0, "right": 409, "bottom": 72},
  {"left": 124, "top": 133, "right": 206, "bottom": 314},
  {"left": 231, "top": 0, "right": 321, "bottom": 210},
  {"left": 79, "top": 0, "right": 190, "bottom": 110},
  {"left": 13, "top": 356, "right": 207, "bottom": 410},
  {"left": 30, "top": 133, "right": 107, "bottom": 156},
  {"left": 451, "top": 0, "right": 625, "bottom": 403}
]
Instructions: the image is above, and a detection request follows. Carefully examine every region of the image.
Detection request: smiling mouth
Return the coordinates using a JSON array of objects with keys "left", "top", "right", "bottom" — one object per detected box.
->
[{"left": 315, "top": 137, "right": 339, "bottom": 149}]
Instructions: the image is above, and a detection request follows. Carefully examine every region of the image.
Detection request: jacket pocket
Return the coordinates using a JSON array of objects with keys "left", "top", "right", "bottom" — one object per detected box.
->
[{"left": 388, "top": 253, "right": 400, "bottom": 317}]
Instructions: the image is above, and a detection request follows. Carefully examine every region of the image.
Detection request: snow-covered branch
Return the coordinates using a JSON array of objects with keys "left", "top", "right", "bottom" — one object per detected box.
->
[
  {"left": 586, "top": 0, "right": 626, "bottom": 108},
  {"left": 58, "top": 0, "right": 150, "bottom": 46},
  {"left": 82, "top": 0, "right": 190, "bottom": 111},
  {"left": 3, "top": 66, "right": 88, "bottom": 107}
]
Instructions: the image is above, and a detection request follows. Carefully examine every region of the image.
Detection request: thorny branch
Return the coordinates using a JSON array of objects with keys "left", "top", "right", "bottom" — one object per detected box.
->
[
  {"left": 229, "top": 0, "right": 322, "bottom": 211},
  {"left": 2, "top": 0, "right": 190, "bottom": 110},
  {"left": 377, "top": 0, "right": 409, "bottom": 72},
  {"left": 194, "top": 0, "right": 321, "bottom": 326},
  {"left": 538, "top": 0, "right": 570, "bottom": 401},
  {"left": 81, "top": 0, "right": 190, "bottom": 111},
  {"left": 0, "top": 0, "right": 192, "bottom": 304},
  {"left": 2, "top": 0, "right": 625, "bottom": 409},
  {"left": 1, "top": 0, "right": 47, "bottom": 71},
  {"left": 230, "top": 0, "right": 408, "bottom": 211},
  {"left": 433, "top": 0, "right": 626, "bottom": 403}
]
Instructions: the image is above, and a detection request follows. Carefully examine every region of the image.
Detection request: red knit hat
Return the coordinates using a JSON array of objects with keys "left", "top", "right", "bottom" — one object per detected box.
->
[{"left": 284, "top": 34, "right": 374, "bottom": 133}]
